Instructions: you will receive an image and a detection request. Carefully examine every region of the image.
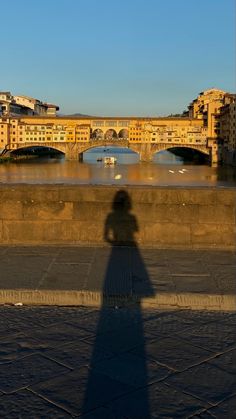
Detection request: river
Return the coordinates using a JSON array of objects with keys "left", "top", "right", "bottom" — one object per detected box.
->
[{"left": 0, "top": 148, "right": 236, "bottom": 187}]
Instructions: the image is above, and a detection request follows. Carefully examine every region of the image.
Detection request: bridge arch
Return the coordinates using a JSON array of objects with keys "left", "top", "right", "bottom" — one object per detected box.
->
[
  {"left": 10, "top": 145, "right": 65, "bottom": 157},
  {"left": 165, "top": 145, "right": 209, "bottom": 156},
  {"left": 91, "top": 129, "right": 104, "bottom": 140},
  {"left": 104, "top": 129, "right": 118, "bottom": 140},
  {"left": 118, "top": 129, "right": 129, "bottom": 139},
  {"left": 153, "top": 145, "right": 209, "bottom": 163}
]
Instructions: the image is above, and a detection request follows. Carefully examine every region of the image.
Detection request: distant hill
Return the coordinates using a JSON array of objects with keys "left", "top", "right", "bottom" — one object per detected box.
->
[{"left": 58, "top": 113, "right": 92, "bottom": 117}]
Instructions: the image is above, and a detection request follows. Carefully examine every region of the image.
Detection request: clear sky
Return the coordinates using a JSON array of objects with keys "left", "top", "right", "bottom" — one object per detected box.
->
[{"left": 0, "top": 0, "right": 235, "bottom": 116}]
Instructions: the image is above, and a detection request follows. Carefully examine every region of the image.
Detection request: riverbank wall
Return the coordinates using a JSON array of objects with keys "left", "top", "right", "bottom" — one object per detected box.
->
[{"left": 0, "top": 185, "right": 235, "bottom": 249}]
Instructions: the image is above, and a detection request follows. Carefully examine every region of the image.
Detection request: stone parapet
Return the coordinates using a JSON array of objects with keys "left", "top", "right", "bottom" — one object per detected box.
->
[{"left": 0, "top": 185, "right": 235, "bottom": 248}]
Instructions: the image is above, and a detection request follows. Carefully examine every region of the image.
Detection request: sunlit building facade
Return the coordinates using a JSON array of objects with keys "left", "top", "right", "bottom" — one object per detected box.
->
[
  {"left": 0, "top": 87, "right": 235, "bottom": 165},
  {"left": 0, "top": 92, "right": 59, "bottom": 117}
]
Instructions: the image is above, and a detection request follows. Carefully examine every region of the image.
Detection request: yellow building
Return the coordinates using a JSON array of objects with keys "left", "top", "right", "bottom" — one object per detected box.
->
[
  {"left": 217, "top": 101, "right": 236, "bottom": 164},
  {"left": 0, "top": 92, "right": 59, "bottom": 117},
  {"left": 0, "top": 119, "right": 9, "bottom": 150},
  {"left": 188, "top": 88, "right": 235, "bottom": 138},
  {"left": 129, "top": 118, "right": 207, "bottom": 145}
]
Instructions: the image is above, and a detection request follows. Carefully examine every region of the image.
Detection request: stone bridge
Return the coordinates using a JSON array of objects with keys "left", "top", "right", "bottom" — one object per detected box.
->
[{"left": 11, "top": 139, "right": 213, "bottom": 162}]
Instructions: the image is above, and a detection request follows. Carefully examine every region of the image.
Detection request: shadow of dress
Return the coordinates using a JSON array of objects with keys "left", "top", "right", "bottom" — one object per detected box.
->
[{"left": 82, "top": 190, "right": 154, "bottom": 418}]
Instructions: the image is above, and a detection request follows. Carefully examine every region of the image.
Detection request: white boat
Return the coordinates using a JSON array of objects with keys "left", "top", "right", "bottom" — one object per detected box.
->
[{"left": 104, "top": 156, "right": 117, "bottom": 165}]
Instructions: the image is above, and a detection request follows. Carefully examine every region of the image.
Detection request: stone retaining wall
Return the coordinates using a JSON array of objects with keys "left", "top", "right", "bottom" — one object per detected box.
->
[{"left": 0, "top": 185, "right": 235, "bottom": 248}]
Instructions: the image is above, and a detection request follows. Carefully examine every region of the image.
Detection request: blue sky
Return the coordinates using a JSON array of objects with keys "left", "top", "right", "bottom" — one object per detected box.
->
[{"left": 0, "top": 0, "right": 235, "bottom": 116}]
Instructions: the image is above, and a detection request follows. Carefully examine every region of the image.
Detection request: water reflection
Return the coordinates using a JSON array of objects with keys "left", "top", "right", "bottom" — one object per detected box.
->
[{"left": 0, "top": 151, "right": 236, "bottom": 187}]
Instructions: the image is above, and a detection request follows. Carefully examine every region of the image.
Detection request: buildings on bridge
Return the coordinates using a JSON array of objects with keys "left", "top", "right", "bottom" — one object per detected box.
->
[
  {"left": 0, "top": 88, "right": 235, "bottom": 165},
  {"left": 0, "top": 115, "right": 215, "bottom": 162}
]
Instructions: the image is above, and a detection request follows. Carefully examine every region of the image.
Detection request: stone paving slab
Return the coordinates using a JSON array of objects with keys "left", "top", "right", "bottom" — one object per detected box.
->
[
  {"left": 0, "top": 245, "right": 235, "bottom": 310},
  {"left": 0, "top": 390, "right": 71, "bottom": 419},
  {"left": 0, "top": 306, "right": 235, "bottom": 418}
]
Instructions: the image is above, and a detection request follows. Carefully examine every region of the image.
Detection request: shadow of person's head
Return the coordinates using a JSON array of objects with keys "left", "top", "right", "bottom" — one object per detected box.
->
[
  {"left": 112, "top": 190, "right": 132, "bottom": 212},
  {"left": 104, "top": 189, "right": 138, "bottom": 246}
]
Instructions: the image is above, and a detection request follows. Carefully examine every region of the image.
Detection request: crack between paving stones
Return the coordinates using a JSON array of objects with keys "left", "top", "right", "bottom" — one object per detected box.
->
[
  {"left": 35, "top": 249, "right": 61, "bottom": 291},
  {"left": 27, "top": 387, "right": 74, "bottom": 417}
]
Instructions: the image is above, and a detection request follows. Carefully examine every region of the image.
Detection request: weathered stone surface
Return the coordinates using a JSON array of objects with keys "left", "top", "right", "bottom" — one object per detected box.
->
[
  {"left": 107, "top": 382, "right": 210, "bottom": 418},
  {"left": 131, "top": 336, "right": 212, "bottom": 371},
  {"left": 93, "top": 352, "right": 170, "bottom": 387},
  {"left": 30, "top": 367, "right": 134, "bottom": 416},
  {"left": 0, "top": 354, "right": 70, "bottom": 393},
  {"left": 73, "top": 201, "right": 110, "bottom": 221},
  {"left": 39, "top": 262, "right": 90, "bottom": 290},
  {"left": 191, "top": 223, "right": 235, "bottom": 246},
  {"left": 23, "top": 322, "right": 92, "bottom": 349},
  {"left": 0, "top": 254, "right": 52, "bottom": 289},
  {"left": 175, "top": 322, "right": 236, "bottom": 353},
  {"left": 2, "top": 220, "right": 66, "bottom": 243},
  {"left": 0, "top": 185, "right": 235, "bottom": 248},
  {"left": 198, "top": 205, "right": 235, "bottom": 224},
  {"left": 141, "top": 222, "right": 191, "bottom": 245},
  {"left": 206, "top": 395, "right": 236, "bottom": 418},
  {"left": 0, "top": 246, "right": 235, "bottom": 310},
  {"left": 0, "top": 390, "right": 71, "bottom": 418},
  {"left": 0, "top": 306, "right": 235, "bottom": 417},
  {"left": 43, "top": 340, "right": 113, "bottom": 370},
  {"left": 166, "top": 362, "right": 236, "bottom": 404},
  {"left": 23, "top": 201, "right": 73, "bottom": 220},
  {"left": 216, "top": 189, "right": 236, "bottom": 205},
  {"left": 0, "top": 201, "right": 23, "bottom": 219},
  {"left": 207, "top": 348, "right": 236, "bottom": 374}
]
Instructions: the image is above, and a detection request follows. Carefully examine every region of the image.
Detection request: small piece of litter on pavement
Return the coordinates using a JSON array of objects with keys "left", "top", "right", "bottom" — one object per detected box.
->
[{"left": 14, "top": 302, "right": 23, "bottom": 306}]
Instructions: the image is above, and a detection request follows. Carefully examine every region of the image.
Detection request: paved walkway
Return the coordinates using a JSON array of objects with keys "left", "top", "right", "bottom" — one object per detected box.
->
[
  {"left": 0, "top": 305, "right": 235, "bottom": 417},
  {"left": 0, "top": 246, "right": 235, "bottom": 310},
  {"left": 0, "top": 246, "right": 235, "bottom": 417}
]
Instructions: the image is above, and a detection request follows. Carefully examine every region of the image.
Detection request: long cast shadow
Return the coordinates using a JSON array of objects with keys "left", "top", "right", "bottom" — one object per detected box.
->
[{"left": 82, "top": 190, "right": 154, "bottom": 417}]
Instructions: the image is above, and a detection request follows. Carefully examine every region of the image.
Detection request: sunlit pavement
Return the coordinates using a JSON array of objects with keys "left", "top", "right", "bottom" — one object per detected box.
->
[
  {"left": 0, "top": 246, "right": 235, "bottom": 417},
  {"left": 0, "top": 246, "right": 235, "bottom": 310}
]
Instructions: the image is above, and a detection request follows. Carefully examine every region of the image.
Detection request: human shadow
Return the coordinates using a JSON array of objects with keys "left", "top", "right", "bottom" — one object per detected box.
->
[{"left": 82, "top": 190, "right": 154, "bottom": 417}]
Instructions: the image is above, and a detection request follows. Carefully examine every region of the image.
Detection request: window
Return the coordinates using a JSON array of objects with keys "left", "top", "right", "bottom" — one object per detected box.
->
[
  {"left": 118, "top": 121, "right": 129, "bottom": 127},
  {"left": 93, "top": 121, "right": 104, "bottom": 127},
  {"left": 105, "top": 121, "right": 117, "bottom": 127}
]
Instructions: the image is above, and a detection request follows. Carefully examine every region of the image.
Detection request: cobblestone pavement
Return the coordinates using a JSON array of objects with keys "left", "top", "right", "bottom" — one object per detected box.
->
[{"left": 0, "top": 305, "right": 235, "bottom": 418}]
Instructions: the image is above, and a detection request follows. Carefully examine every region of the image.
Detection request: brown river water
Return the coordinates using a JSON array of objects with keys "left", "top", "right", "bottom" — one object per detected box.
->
[{"left": 0, "top": 149, "right": 236, "bottom": 187}]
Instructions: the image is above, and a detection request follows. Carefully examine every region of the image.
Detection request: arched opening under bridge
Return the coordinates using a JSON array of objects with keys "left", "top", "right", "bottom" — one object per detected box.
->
[
  {"left": 82, "top": 145, "right": 139, "bottom": 164},
  {"left": 153, "top": 147, "right": 209, "bottom": 165},
  {"left": 10, "top": 146, "right": 65, "bottom": 159}
]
